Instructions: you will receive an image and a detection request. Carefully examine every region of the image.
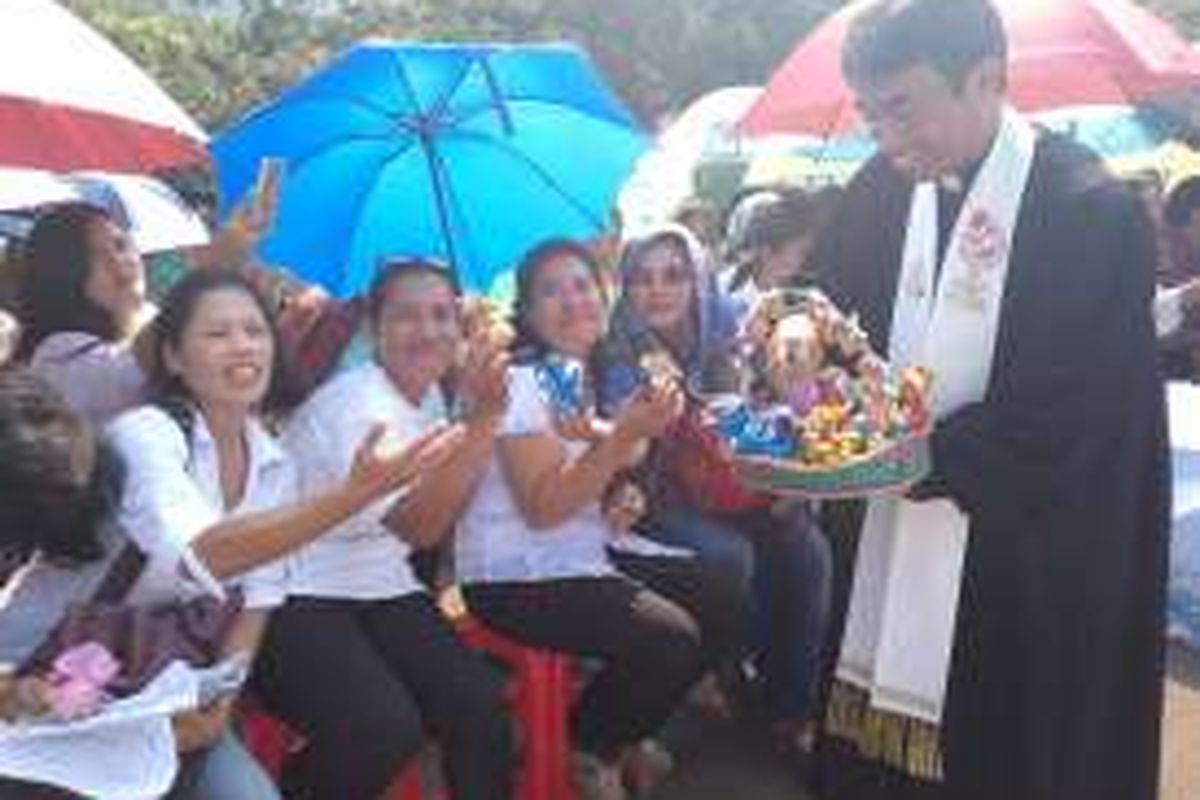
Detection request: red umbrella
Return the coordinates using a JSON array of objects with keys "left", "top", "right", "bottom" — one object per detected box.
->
[
  {"left": 741, "top": 0, "right": 1200, "bottom": 137},
  {"left": 0, "top": 0, "right": 207, "bottom": 172}
]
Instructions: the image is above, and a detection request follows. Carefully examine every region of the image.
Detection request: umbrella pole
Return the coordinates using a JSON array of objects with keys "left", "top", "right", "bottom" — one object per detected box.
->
[{"left": 419, "top": 130, "right": 461, "bottom": 277}]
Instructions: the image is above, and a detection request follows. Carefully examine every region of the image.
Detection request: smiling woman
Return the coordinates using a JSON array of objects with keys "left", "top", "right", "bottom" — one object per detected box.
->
[
  {"left": 248, "top": 259, "right": 518, "bottom": 800},
  {"left": 454, "top": 238, "right": 748, "bottom": 800},
  {"left": 88, "top": 268, "right": 463, "bottom": 799}
]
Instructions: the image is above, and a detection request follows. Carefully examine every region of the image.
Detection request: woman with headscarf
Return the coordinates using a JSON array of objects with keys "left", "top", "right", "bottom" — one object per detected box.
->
[{"left": 598, "top": 223, "right": 833, "bottom": 764}]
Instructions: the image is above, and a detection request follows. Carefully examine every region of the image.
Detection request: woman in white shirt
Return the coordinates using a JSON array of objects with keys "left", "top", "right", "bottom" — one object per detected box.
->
[
  {"left": 102, "top": 268, "right": 454, "bottom": 800},
  {"left": 456, "top": 240, "right": 747, "bottom": 800},
  {"left": 252, "top": 260, "right": 515, "bottom": 800}
]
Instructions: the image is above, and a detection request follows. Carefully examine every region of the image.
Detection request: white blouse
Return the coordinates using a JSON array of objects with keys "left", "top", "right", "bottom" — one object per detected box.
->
[
  {"left": 283, "top": 363, "right": 439, "bottom": 600},
  {"left": 105, "top": 406, "right": 292, "bottom": 610},
  {"left": 455, "top": 365, "right": 616, "bottom": 584},
  {"left": 29, "top": 332, "right": 146, "bottom": 428}
]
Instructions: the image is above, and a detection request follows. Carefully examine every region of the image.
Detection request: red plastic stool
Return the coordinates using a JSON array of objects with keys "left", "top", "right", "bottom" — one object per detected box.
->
[
  {"left": 454, "top": 615, "right": 575, "bottom": 800},
  {"left": 240, "top": 593, "right": 576, "bottom": 800},
  {"left": 240, "top": 703, "right": 426, "bottom": 800}
]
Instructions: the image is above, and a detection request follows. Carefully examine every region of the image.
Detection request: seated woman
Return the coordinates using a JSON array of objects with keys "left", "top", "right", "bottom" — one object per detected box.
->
[
  {"left": 0, "top": 369, "right": 145, "bottom": 800},
  {"left": 15, "top": 199, "right": 269, "bottom": 427},
  {"left": 100, "top": 269, "right": 452, "bottom": 798},
  {"left": 251, "top": 259, "right": 515, "bottom": 800},
  {"left": 456, "top": 239, "right": 747, "bottom": 800},
  {"left": 599, "top": 223, "right": 833, "bottom": 763},
  {"left": 0, "top": 364, "right": 286, "bottom": 800}
]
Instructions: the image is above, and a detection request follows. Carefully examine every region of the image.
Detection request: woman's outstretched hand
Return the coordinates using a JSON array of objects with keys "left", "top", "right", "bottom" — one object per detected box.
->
[{"left": 348, "top": 422, "right": 464, "bottom": 500}]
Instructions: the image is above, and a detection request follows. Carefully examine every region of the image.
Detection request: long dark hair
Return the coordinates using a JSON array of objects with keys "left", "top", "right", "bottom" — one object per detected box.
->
[
  {"left": 16, "top": 203, "right": 122, "bottom": 360},
  {"left": 510, "top": 238, "right": 612, "bottom": 413},
  {"left": 148, "top": 269, "right": 294, "bottom": 438},
  {"left": 0, "top": 369, "right": 123, "bottom": 567},
  {"left": 511, "top": 238, "right": 609, "bottom": 362}
]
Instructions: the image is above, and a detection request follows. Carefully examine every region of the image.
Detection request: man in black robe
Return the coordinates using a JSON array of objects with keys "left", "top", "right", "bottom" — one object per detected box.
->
[{"left": 808, "top": 1, "right": 1170, "bottom": 799}]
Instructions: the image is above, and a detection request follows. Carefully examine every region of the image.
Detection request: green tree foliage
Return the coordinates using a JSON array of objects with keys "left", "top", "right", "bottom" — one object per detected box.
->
[
  {"left": 64, "top": 0, "right": 839, "bottom": 131},
  {"left": 60, "top": 0, "right": 1200, "bottom": 135},
  {"left": 1145, "top": 0, "right": 1200, "bottom": 40}
]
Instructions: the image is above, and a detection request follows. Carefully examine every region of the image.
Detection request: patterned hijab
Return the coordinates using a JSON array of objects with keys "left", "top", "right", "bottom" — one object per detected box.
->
[{"left": 601, "top": 223, "right": 742, "bottom": 410}]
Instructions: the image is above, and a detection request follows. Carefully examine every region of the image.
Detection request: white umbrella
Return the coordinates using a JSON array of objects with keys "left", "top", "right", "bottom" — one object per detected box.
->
[
  {"left": 619, "top": 86, "right": 762, "bottom": 234},
  {"left": 68, "top": 172, "right": 209, "bottom": 254},
  {"left": 0, "top": 166, "right": 77, "bottom": 211},
  {"left": 0, "top": 0, "right": 206, "bottom": 172},
  {"left": 0, "top": 168, "right": 209, "bottom": 253}
]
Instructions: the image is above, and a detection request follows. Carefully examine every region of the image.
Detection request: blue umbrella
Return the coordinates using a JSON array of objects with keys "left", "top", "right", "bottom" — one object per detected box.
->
[{"left": 211, "top": 41, "right": 648, "bottom": 297}]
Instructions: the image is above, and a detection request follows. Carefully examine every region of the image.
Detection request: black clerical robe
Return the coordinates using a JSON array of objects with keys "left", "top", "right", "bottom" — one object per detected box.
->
[{"left": 810, "top": 133, "right": 1170, "bottom": 800}]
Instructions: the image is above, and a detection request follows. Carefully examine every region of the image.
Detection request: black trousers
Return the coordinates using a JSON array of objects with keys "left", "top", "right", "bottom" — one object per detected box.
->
[
  {"left": 250, "top": 592, "right": 514, "bottom": 800},
  {"left": 462, "top": 551, "right": 747, "bottom": 761},
  {"left": 0, "top": 780, "right": 79, "bottom": 799}
]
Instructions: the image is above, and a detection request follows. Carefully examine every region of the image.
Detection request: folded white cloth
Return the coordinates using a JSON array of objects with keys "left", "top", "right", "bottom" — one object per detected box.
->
[{"left": 0, "top": 660, "right": 200, "bottom": 799}]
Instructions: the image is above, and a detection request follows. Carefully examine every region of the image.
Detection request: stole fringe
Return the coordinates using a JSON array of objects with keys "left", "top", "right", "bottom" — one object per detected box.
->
[{"left": 824, "top": 679, "right": 946, "bottom": 782}]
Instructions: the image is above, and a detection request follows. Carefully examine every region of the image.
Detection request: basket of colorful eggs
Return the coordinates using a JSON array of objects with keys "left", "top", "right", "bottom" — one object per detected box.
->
[{"left": 711, "top": 289, "right": 933, "bottom": 499}]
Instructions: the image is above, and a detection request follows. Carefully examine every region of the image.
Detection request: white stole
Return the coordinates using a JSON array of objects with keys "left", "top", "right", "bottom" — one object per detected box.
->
[{"left": 835, "top": 109, "right": 1036, "bottom": 724}]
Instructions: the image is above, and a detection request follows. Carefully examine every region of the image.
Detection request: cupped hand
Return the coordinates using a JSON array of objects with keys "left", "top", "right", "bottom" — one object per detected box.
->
[
  {"left": 613, "top": 380, "right": 684, "bottom": 444},
  {"left": 349, "top": 422, "right": 464, "bottom": 499},
  {"left": 0, "top": 674, "right": 51, "bottom": 722},
  {"left": 458, "top": 334, "right": 510, "bottom": 423},
  {"left": 553, "top": 410, "right": 610, "bottom": 443}
]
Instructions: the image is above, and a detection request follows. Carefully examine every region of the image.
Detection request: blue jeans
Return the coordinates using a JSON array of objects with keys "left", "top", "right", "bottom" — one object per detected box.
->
[
  {"left": 168, "top": 727, "right": 280, "bottom": 800},
  {"left": 651, "top": 502, "right": 832, "bottom": 721}
]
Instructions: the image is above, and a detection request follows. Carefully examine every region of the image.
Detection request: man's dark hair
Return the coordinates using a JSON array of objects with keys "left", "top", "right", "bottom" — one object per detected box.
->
[
  {"left": 0, "top": 369, "right": 122, "bottom": 567},
  {"left": 745, "top": 187, "right": 843, "bottom": 253},
  {"left": 843, "top": 0, "right": 1008, "bottom": 90},
  {"left": 1165, "top": 176, "right": 1200, "bottom": 229},
  {"left": 726, "top": 186, "right": 844, "bottom": 290}
]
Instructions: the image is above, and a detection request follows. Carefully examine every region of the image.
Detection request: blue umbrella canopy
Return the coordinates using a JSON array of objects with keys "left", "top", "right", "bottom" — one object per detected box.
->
[{"left": 212, "top": 41, "right": 647, "bottom": 297}]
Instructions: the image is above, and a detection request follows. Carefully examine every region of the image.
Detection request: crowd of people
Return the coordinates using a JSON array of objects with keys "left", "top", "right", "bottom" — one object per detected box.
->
[
  {"left": 0, "top": 0, "right": 1183, "bottom": 799},
  {"left": 0, "top": 155, "right": 843, "bottom": 800}
]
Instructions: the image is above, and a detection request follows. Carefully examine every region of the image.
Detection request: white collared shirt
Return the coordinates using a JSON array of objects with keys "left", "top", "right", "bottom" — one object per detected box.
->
[
  {"left": 30, "top": 332, "right": 146, "bottom": 428},
  {"left": 282, "top": 362, "right": 437, "bottom": 599},
  {"left": 105, "top": 406, "right": 293, "bottom": 610},
  {"left": 1156, "top": 283, "right": 1189, "bottom": 340},
  {"left": 455, "top": 365, "right": 615, "bottom": 584}
]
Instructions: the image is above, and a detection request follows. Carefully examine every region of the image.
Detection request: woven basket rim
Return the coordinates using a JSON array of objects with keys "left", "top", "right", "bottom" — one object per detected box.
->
[{"left": 728, "top": 427, "right": 931, "bottom": 476}]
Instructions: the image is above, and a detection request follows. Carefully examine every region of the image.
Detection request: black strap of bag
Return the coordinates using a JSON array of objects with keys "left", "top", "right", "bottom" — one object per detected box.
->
[{"left": 88, "top": 544, "right": 148, "bottom": 604}]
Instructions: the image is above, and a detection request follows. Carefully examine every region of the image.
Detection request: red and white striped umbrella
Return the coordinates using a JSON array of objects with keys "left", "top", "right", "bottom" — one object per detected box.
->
[{"left": 0, "top": 0, "right": 207, "bottom": 172}]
